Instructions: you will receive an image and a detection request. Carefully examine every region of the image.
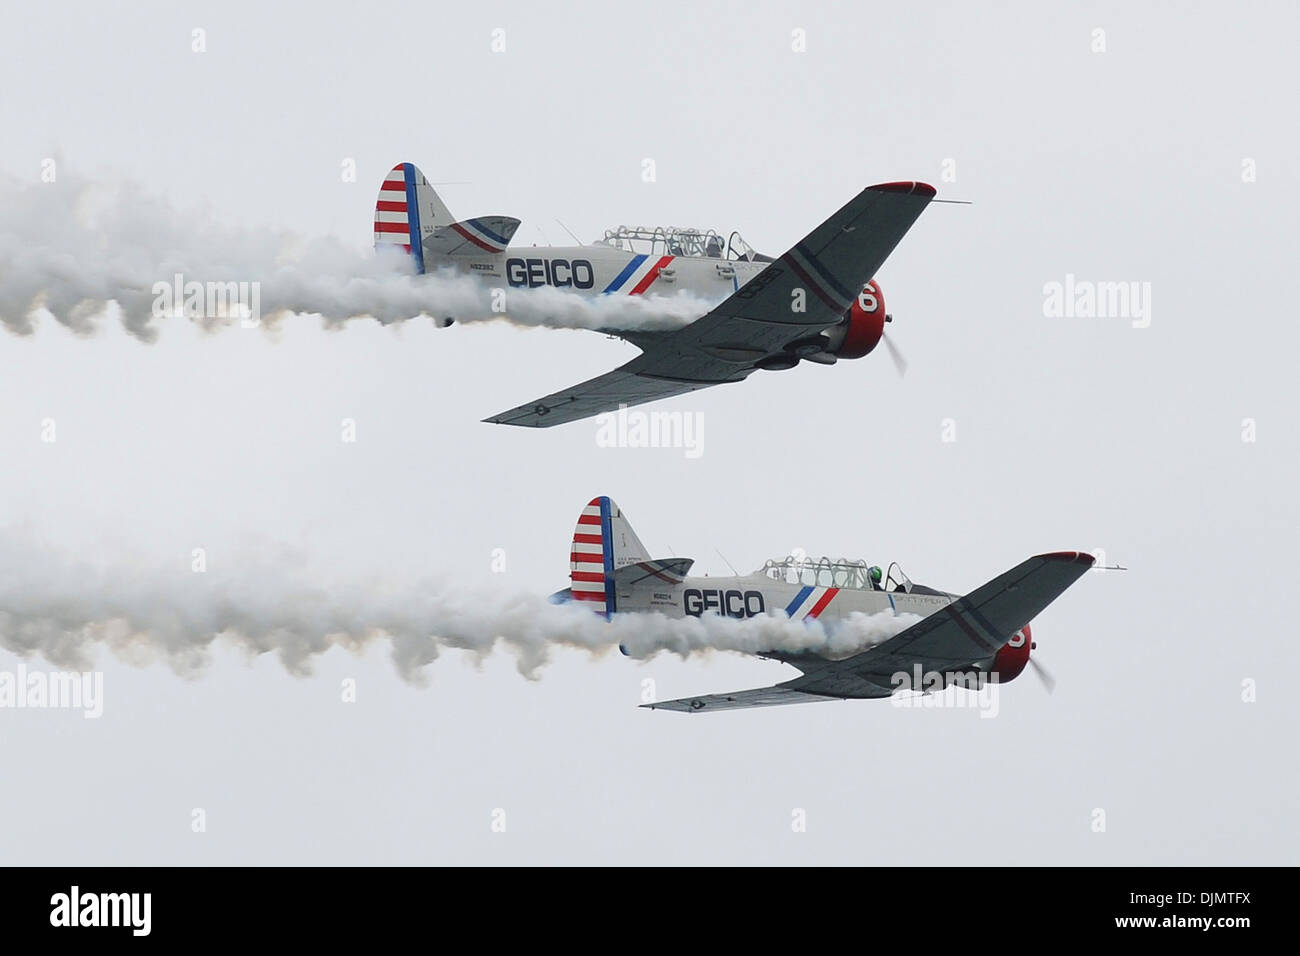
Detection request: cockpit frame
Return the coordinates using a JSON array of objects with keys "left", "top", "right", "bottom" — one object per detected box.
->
[
  {"left": 762, "top": 556, "right": 882, "bottom": 590},
  {"left": 597, "top": 225, "right": 762, "bottom": 261}
]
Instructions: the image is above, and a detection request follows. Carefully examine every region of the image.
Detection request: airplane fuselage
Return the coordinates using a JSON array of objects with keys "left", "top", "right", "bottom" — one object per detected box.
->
[
  {"left": 614, "top": 571, "right": 956, "bottom": 624},
  {"left": 429, "top": 245, "right": 769, "bottom": 302}
]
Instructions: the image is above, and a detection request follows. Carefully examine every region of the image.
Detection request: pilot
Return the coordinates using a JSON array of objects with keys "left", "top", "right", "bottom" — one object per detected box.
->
[
  {"left": 705, "top": 235, "right": 723, "bottom": 258},
  {"left": 868, "top": 566, "right": 883, "bottom": 590}
]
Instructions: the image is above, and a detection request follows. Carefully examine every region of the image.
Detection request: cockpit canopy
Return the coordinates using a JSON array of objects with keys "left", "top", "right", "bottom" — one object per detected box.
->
[
  {"left": 761, "top": 557, "right": 938, "bottom": 596},
  {"left": 594, "top": 225, "right": 767, "bottom": 262}
]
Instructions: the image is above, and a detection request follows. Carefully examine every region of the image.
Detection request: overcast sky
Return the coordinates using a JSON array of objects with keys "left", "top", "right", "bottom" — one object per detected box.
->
[{"left": 0, "top": 0, "right": 1295, "bottom": 864}]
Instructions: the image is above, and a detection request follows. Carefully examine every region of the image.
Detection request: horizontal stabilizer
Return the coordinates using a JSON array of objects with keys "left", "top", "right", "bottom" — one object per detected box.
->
[
  {"left": 614, "top": 557, "right": 694, "bottom": 588},
  {"left": 424, "top": 216, "right": 521, "bottom": 257}
]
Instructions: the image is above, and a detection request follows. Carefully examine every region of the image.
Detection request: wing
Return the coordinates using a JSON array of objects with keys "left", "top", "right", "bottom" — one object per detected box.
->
[
  {"left": 789, "top": 552, "right": 1097, "bottom": 691},
  {"left": 664, "top": 181, "right": 936, "bottom": 355},
  {"left": 640, "top": 684, "right": 852, "bottom": 714},
  {"left": 641, "top": 552, "right": 1094, "bottom": 713},
  {"left": 485, "top": 181, "right": 935, "bottom": 428},
  {"left": 484, "top": 365, "right": 725, "bottom": 428}
]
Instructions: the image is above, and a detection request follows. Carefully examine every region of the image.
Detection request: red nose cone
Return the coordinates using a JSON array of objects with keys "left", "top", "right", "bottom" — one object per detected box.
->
[
  {"left": 992, "top": 625, "right": 1032, "bottom": 683},
  {"left": 837, "top": 282, "right": 887, "bottom": 358}
]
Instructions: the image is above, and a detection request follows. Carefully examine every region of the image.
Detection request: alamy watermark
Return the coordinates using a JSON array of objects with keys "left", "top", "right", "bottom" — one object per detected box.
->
[
  {"left": 152, "top": 272, "right": 261, "bottom": 327},
  {"left": 890, "top": 666, "right": 1001, "bottom": 719},
  {"left": 1043, "top": 274, "right": 1151, "bottom": 328},
  {"left": 595, "top": 403, "right": 704, "bottom": 459},
  {"left": 0, "top": 663, "right": 103, "bottom": 718},
  {"left": 50, "top": 886, "right": 150, "bottom": 936}
]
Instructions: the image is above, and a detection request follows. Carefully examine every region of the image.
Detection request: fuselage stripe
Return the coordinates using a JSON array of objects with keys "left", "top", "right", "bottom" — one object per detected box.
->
[
  {"left": 785, "top": 585, "right": 815, "bottom": 618},
  {"left": 601, "top": 254, "right": 647, "bottom": 294},
  {"left": 628, "top": 256, "right": 674, "bottom": 295},
  {"left": 806, "top": 588, "right": 840, "bottom": 619}
]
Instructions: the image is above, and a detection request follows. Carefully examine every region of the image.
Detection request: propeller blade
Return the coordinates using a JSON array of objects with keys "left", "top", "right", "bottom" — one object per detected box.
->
[
  {"left": 882, "top": 332, "right": 908, "bottom": 377},
  {"left": 1028, "top": 655, "right": 1056, "bottom": 694}
]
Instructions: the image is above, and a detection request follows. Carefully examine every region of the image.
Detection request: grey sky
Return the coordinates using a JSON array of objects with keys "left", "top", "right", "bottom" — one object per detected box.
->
[{"left": 0, "top": 0, "right": 1295, "bottom": 864}]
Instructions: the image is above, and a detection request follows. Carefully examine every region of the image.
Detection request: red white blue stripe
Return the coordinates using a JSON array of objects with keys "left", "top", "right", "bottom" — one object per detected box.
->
[
  {"left": 601, "top": 254, "right": 674, "bottom": 295},
  {"left": 784, "top": 585, "right": 840, "bottom": 621}
]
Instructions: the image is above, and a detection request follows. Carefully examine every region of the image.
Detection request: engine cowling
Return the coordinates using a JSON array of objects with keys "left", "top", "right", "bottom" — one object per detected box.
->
[
  {"left": 824, "top": 281, "right": 887, "bottom": 359},
  {"left": 990, "top": 625, "right": 1032, "bottom": 683}
]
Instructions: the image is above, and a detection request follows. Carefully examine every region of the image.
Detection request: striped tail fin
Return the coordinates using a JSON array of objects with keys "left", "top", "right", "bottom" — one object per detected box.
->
[
  {"left": 569, "top": 496, "right": 650, "bottom": 618},
  {"left": 373, "top": 162, "right": 454, "bottom": 274}
]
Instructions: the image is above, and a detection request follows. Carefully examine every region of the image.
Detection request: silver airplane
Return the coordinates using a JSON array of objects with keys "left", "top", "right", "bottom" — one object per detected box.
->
[
  {"left": 373, "top": 161, "right": 936, "bottom": 427},
  {"left": 552, "top": 497, "right": 1095, "bottom": 713}
]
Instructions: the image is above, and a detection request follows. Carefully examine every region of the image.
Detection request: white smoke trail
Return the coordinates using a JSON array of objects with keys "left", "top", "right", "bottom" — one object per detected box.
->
[
  {"left": 0, "top": 534, "right": 919, "bottom": 681},
  {"left": 0, "top": 173, "right": 717, "bottom": 341}
]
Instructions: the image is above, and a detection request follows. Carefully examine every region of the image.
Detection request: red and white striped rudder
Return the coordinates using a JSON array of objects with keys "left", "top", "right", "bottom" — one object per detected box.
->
[
  {"left": 568, "top": 496, "right": 650, "bottom": 618},
  {"left": 372, "top": 162, "right": 454, "bottom": 275}
]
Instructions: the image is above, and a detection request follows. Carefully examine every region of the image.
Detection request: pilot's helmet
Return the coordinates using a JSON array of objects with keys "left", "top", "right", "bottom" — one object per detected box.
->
[{"left": 869, "top": 566, "right": 883, "bottom": 584}]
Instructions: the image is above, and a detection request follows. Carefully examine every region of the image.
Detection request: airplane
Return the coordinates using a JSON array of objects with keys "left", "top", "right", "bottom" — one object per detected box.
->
[
  {"left": 551, "top": 496, "right": 1095, "bottom": 713},
  {"left": 373, "top": 161, "right": 937, "bottom": 427}
]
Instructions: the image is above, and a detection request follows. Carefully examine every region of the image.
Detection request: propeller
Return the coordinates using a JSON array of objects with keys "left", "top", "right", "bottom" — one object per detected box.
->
[
  {"left": 880, "top": 314, "right": 908, "bottom": 376},
  {"left": 881, "top": 331, "right": 909, "bottom": 377},
  {"left": 1027, "top": 655, "right": 1056, "bottom": 694}
]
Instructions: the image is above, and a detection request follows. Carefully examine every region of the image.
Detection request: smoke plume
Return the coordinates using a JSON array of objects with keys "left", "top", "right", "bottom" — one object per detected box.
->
[
  {"left": 0, "top": 535, "right": 919, "bottom": 681},
  {"left": 0, "top": 172, "right": 716, "bottom": 341}
]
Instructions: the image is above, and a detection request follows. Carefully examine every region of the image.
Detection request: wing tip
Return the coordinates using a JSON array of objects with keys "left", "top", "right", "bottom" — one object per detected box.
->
[
  {"left": 482, "top": 413, "right": 544, "bottom": 427},
  {"left": 640, "top": 699, "right": 704, "bottom": 713},
  {"left": 1035, "top": 550, "right": 1097, "bottom": 567},
  {"left": 869, "top": 181, "right": 937, "bottom": 198}
]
